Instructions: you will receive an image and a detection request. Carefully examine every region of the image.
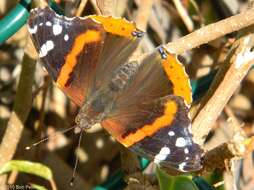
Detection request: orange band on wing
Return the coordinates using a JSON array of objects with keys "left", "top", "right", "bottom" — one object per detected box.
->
[
  {"left": 56, "top": 30, "right": 101, "bottom": 87},
  {"left": 120, "top": 100, "right": 178, "bottom": 147},
  {"left": 89, "top": 15, "right": 136, "bottom": 38},
  {"left": 162, "top": 53, "right": 192, "bottom": 105}
]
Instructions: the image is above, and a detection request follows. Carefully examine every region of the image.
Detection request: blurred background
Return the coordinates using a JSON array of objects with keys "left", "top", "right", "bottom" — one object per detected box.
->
[{"left": 0, "top": 0, "right": 254, "bottom": 190}]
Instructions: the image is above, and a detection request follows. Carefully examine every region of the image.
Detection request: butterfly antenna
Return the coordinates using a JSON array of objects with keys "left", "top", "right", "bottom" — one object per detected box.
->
[
  {"left": 25, "top": 125, "right": 78, "bottom": 150},
  {"left": 70, "top": 128, "right": 84, "bottom": 186}
]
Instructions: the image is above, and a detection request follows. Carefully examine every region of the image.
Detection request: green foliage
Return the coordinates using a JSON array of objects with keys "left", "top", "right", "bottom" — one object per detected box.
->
[
  {"left": 30, "top": 183, "right": 48, "bottom": 190},
  {"left": 156, "top": 167, "right": 199, "bottom": 190},
  {"left": 0, "top": 160, "right": 53, "bottom": 181}
]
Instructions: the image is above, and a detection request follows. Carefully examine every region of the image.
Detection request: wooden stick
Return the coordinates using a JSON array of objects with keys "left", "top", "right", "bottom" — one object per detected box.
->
[
  {"left": 134, "top": 0, "right": 154, "bottom": 31},
  {"left": 172, "top": 0, "right": 194, "bottom": 32},
  {"left": 75, "top": 0, "right": 88, "bottom": 16},
  {"left": 164, "top": 8, "right": 254, "bottom": 54},
  {"left": 0, "top": 54, "right": 36, "bottom": 185},
  {"left": 192, "top": 34, "right": 254, "bottom": 145}
]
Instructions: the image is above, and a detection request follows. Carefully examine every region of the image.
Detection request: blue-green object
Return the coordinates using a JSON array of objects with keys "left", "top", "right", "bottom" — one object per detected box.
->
[
  {"left": 139, "top": 157, "right": 150, "bottom": 169},
  {"left": 92, "top": 187, "right": 107, "bottom": 190},
  {"left": 193, "top": 176, "right": 216, "bottom": 190},
  {"left": 92, "top": 157, "right": 150, "bottom": 190},
  {"left": 92, "top": 170, "right": 125, "bottom": 190},
  {"left": 0, "top": 0, "right": 31, "bottom": 45},
  {"left": 0, "top": 0, "right": 64, "bottom": 45},
  {"left": 48, "top": 0, "right": 64, "bottom": 15},
  {"left": 191, "top": 70, "right": 217, "bottom": 101}
]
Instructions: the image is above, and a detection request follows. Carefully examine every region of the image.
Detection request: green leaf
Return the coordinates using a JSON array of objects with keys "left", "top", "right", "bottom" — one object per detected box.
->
[
  {"left": 30, "top": 183, "right": 48, "bottom": 190},
  {"left": 0, "top": 160, "right": 53, "bottom": 181},
  {"left": 156, "top": 167, "right": 199, "bottom": 190}
]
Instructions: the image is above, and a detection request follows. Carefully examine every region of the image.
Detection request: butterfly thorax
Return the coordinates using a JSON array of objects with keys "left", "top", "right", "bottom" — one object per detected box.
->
[{"left": 108, "top": 61, "right": 139, "bottom": 92}]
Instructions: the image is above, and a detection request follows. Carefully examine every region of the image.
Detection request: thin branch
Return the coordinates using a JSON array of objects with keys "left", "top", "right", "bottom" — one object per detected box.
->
[
  {"left": 96, "top": 0, "right": 117, "bottom": 16},
  {"left": 192, "top": 34, "right": 254, "bottom": 145},
  {"left": 198, "top": 106, "right": 248, "bottom": 174},
  {"left": 75, "top": 0, "right": 88, "bottom": 16},
  {"left": 0, "top": 54, "right": 36, "bottom": 185},
  {"left": 134, "top": 0, "right": 154, "bottom": 31},
  {"left": 163, "top": 7, "right": 254, "bottom": 54},
  {"left": 200, "top": 143, "right": 235, "bottom": 174},
  {"left": 172, "top": 0, "right": 194, "bottom": 32}
]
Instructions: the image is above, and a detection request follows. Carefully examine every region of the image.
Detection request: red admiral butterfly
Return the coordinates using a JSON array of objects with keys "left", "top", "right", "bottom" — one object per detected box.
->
[{"left": 28, "top": 7, "right": 202, "bottom": 172}]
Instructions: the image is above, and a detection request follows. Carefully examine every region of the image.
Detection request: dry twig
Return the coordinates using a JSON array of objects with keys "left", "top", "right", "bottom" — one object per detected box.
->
[
  {"left": 172, "top": 0, "right": 194, "bottom": 32},
  {"left": 164, "top": 7, "right": 254, "bottom": 54},
  {"left": 192, "top": 34, "right": 254, "bottom": 146},
  {"left": 96, "top": 0, "right": 116, "bottom": 16},
  {"left": 200, "top": 106, "right": 248, "bottom": 173},
  {"left": 0, "top": 54, "right": 36, "bottom": 185},
  {"left": 75, "top": 0, "right": 88, "bottom": 16},
  {"left": 134, "top": 0, "right": 154, "bottom": 31}
]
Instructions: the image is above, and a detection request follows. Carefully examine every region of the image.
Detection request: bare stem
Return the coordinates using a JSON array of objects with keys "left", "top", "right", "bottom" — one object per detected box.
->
[
  {"left": 192, "top": 34, "right": 254, "bottom": 145},
  {"left": 134, "top": 0, "right": 154, "bottom": 31},
  {"left": 164, "top": 8, "right": 254, "bottom": 54},
  {"left": 0, "top": 54, "right": 36, "bottom": 185},
  {"left": 172, "top": 0, "right": 194, "bottom": 32}
]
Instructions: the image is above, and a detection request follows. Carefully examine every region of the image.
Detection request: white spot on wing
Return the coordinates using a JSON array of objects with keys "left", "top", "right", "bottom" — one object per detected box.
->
[
  {"left": 184, "top": 148, "right": 189, "bottom": 154},
  {"left": 64, "top": 34, "right": 69, "bottom": 41},
  {"left": 168, "top": 131, "right": 175, "bottom": 136},
  {"left": 46, "top": 21, "right": 52, "bottom": 26},
  {"left": 28, "top": 25, "right": 38, "bottom": 34},
  {"left": 154, "top": 147, "right": 170, "bottom": 164},
  {"left": 178, "top": 162, "right": 186, "bottom": 171},
  {"left": 175, "top": 137, "right": 186, "bottom": 147},
  {"left": 39, "top": 23, "right": 43, "bottom": 26},
  {"left": 39, "top": 40, "right": 54, "bottom": 58},
  {"left": 53, "top": 24, "right": 63, "bottom": 36}
]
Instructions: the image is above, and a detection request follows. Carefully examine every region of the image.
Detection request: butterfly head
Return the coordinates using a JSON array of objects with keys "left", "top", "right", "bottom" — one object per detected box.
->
[
  {"left": 74, "top": 91, "right": 115, "bottom": 130},
  {"left": 74, "top": 110, "right": 96, "bottom": 131},
  {"left": 75, "top": 115, "right": 89, "bottom": 129}
]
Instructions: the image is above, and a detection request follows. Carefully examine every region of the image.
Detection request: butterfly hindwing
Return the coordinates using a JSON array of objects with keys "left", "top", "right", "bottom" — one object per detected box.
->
[
  {"left": 129, "top": 95, "right": 202, "bottom": 172},
  {"left": 102, "top": 48, "right": 202, "bottom": 172}
]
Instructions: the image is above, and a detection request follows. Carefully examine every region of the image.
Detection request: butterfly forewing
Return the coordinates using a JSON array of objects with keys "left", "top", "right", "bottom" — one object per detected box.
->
[{"left": 28, "top": 7, "right": 142, "bottom": 106}]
